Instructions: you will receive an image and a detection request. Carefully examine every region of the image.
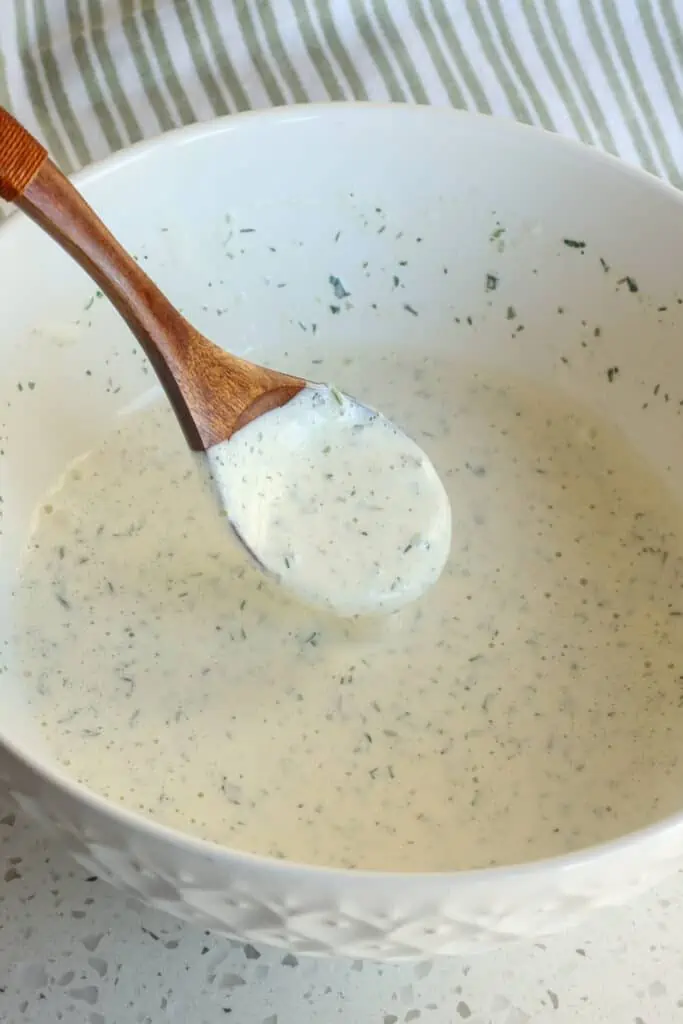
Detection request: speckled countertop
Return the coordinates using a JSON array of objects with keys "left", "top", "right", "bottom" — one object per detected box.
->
[{"left": 1, "top": 789, "right": 681, "bottom": 1023}]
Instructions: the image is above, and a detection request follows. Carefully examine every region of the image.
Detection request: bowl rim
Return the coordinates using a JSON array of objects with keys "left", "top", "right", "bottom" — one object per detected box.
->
[{"left": 3, "top": 100, "right": 683, "bottom": 887}]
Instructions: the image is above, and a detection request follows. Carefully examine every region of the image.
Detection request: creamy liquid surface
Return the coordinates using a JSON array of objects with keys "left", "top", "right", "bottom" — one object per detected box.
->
[
  {"left": 206, "top": 385, "right": 451, "bottom": 616},
  {"left": 15, "top": 349, "right": 683, "bottom": 871}
]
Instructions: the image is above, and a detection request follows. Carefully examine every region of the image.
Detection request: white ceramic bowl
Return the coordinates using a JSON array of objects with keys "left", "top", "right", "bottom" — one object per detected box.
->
[{"left": 4, "top": 105, "right": 683, "bottom": 960}]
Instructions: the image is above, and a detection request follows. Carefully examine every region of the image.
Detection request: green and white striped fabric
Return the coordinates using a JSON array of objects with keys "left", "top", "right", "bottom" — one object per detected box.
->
[{"left": 0, "top": 1, "right": 681, "bottom": 185}]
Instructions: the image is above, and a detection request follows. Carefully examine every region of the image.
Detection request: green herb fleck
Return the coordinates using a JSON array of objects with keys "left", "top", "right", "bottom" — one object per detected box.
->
[
  {"left": 329, "top": 275, "right": 350, "bottom": 300},
  {"left": 403, "top": 533, "right": 422, "bottom": 554}
]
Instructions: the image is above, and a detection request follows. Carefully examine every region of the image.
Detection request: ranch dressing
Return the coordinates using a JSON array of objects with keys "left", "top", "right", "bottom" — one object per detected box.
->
[
  {"left": 206, "top": 385, "right": 451, "bottom": 616},
  {"left": 15, "top": 350, "right": 683, "bottom": 872}
]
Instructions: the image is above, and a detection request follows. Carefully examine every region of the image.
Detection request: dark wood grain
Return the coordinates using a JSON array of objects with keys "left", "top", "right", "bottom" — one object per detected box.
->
[{"left": 0, "top": 106, "right": 305, "bottom": 451}]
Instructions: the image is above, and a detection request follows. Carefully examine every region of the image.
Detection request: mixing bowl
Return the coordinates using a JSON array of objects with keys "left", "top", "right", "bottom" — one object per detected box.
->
[{"left": 3, "top": 104, "right": 683, "bottom": 960}]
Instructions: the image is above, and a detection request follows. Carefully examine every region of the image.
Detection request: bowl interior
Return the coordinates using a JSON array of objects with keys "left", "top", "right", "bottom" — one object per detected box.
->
[{"left": 3, "top": 106, "right": 683, "bottom": 871}]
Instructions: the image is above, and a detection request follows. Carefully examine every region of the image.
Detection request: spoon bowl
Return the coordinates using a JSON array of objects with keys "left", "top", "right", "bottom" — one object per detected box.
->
[{"left": 208, "top": 382, "right": 451, "bottom": 616}]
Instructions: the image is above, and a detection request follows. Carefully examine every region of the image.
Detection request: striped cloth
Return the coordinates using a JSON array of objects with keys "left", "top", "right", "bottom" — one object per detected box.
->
[{"left": 0, "top": 1, "right": 681, "bottom": 186}]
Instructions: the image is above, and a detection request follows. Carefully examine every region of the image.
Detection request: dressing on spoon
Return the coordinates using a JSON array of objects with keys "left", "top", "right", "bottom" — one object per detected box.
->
[
  {"left": 207, "top": 384, "right": 451, "bottom": 616},
  {"left": 0, "top": 106, "right": 451, "bottom": 615}
]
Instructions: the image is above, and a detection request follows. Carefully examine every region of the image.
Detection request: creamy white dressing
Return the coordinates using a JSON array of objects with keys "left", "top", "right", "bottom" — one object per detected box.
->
[
  {"left": 15, "top": 349, "right": 683, "bottom": 872},
  {"left": 205, "top": 385, "right": 451, "bottom": 616}
]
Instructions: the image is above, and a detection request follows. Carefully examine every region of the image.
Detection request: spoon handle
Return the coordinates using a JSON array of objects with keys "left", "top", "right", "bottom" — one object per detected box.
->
[
  {"left": 0, "top": 107, "right": 213, "bottom": 443},
  {"left": 0, "top": 107, "right": 298, "bottom": 450}
]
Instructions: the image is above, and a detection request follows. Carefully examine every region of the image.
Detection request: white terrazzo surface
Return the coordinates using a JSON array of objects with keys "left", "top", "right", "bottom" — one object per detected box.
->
[{"left": 1, "top": 790, "right": 682, "bottom": 1023}]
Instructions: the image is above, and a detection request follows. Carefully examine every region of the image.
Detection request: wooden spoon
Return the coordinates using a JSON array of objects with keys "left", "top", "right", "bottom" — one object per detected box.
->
[{"left": 0, "top": 108, "right": 452, "bottom": 616}]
